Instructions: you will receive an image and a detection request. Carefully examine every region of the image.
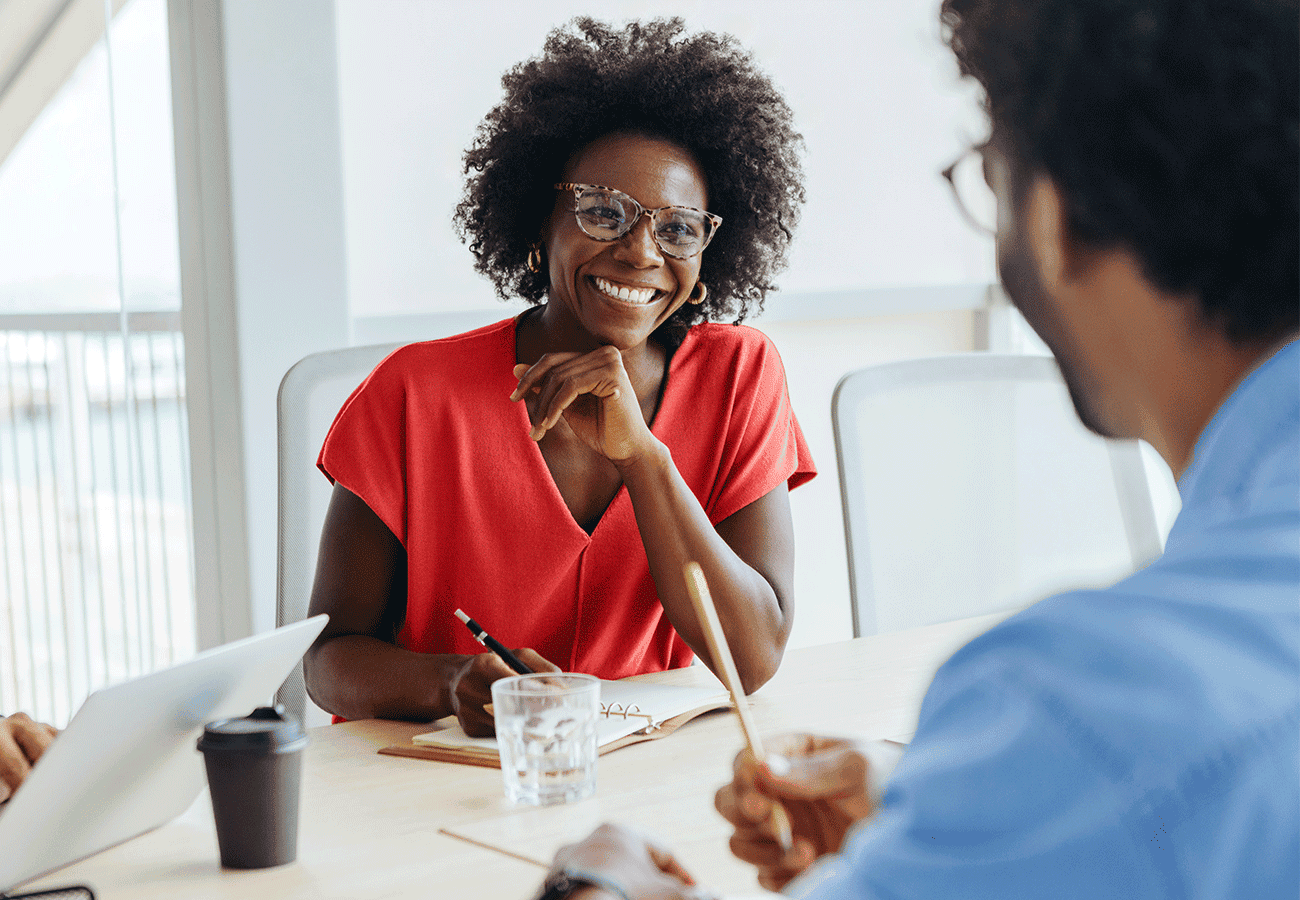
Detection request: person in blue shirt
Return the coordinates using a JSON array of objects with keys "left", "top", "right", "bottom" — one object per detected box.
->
[{"left": 529, "top": 0, "right": 1299, "bottom": 897}]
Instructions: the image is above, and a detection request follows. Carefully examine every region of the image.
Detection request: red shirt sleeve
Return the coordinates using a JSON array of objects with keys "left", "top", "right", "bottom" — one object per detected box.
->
[
  {"left": 681, "top": 324, "right": 816, "bottom": 525},
  {"left": 316, "top": 346, "right": 410, "bottom": 546}
]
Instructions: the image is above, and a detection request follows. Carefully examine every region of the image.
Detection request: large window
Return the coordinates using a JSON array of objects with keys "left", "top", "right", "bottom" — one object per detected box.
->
[{"left": 0, "top": 0, "right": 192, "bottom": 725}]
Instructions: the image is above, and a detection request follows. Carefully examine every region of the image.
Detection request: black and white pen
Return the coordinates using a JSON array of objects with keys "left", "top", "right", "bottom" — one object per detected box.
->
[{"left": 453, "top": 608, "right": 534, "bottom": 675}]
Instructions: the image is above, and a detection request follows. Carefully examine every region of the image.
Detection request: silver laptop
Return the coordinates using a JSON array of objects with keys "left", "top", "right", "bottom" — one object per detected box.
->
[{"left": 0, "top": 614, "right": 328, "bottom": 892}]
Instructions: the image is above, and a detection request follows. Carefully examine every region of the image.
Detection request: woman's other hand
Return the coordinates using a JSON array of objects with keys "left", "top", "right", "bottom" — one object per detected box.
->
[
  {"left": 511, "top": 350, "right": 653, "bottom": 462},
  {"left": 449, "top": 648, "right": 561, "bottom": 737},
  {"left": 714, "top": 733, "right": 877, "bottom": 892},
  {"left": 0, "top": 712, "right": 57, "bottom": 802}
]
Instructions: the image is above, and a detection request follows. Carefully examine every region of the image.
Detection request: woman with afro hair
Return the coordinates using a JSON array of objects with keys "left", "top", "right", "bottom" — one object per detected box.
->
[{"left": 304, "top": 18, "right": 815, "bottom": 736}]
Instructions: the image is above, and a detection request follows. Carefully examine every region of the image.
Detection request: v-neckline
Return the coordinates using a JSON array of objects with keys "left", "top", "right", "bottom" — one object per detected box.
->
[{"left": 508, "top": 313, "right": 686, "bottom": 541}]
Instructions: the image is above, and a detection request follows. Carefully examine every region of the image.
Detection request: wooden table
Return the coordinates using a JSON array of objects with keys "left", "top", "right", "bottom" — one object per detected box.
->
[{"left": 24, "top": 614, "right": 1005, "bottom": 899}]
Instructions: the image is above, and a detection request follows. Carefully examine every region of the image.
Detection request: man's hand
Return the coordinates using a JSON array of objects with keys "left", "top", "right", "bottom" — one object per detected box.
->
[
  {"left": 542, "top": 823, "right": 714, "bottom": 900},
  {"left": 0, "top": 712, "right": 57, "bottom": 802},
  {"left": 714, "top": 734, "right": 877, "bottom": 892},
  {"left": 448, "top": 649, "right": 560, "bottom": 736}
]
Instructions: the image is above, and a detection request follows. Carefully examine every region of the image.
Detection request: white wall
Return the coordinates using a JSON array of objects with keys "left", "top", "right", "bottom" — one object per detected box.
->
[
  {"left": 333, "top": 0, "right": 993, "bottom": 319},
  {"left": 222, "top": 1, "right": 350, "bottom": 636}
]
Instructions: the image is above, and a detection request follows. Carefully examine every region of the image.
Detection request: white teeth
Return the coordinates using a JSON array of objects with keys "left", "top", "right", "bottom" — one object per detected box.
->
[{"left": 594, "top": 277, "right": 656, "bottom": 305}]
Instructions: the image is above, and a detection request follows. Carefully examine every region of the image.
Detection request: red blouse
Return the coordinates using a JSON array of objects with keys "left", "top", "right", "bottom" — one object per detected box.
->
[{"left": 318, "top": 316, "right": 815, "bottom": 679}]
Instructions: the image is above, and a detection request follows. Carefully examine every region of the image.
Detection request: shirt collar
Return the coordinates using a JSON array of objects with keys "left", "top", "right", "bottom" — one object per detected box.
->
[{"left": 1177, "top": 337, "right": 1300, "bottom": 505}]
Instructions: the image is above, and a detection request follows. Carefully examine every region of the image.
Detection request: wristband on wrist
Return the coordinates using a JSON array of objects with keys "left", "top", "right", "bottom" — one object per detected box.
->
[{"left": 533, "top": 867, "right": 631, "bottom": 900}]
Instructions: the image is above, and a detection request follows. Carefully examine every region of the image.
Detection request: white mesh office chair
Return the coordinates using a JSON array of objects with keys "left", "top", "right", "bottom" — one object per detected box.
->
[
  {"left": 275, "top": 342, "right": 402, "bottom": 725},
  {"left": 832, "top": 353, "right": 1165, "bottom": 637}
]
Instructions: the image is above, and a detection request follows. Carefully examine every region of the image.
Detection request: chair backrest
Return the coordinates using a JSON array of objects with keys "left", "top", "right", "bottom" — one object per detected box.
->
[
  {"left": 832, "top": 352, "right": 1165, "bottom": 637},
  {"left": 275, "top": 342, "right": 402, "bottom": 725}
]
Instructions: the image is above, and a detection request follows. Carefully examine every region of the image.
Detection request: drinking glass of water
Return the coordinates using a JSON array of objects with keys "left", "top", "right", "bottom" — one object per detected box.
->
[{"left": 491, "top": 673, "right": 600, "bottom": 806}]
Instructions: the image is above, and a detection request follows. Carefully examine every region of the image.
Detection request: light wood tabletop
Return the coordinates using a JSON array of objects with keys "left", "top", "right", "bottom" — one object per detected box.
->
[{"left": 23, "top": 613, "right": 1007, "bottom": 900}]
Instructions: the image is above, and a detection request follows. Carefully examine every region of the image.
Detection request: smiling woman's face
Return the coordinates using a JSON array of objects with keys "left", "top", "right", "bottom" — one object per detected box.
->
[{"left": 540, "top": 131, "right": 709, "bottom": 352}]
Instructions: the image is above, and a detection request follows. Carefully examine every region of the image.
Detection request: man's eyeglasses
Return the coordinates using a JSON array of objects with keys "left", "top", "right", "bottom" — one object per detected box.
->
[
  {"left": 941, "top": 146, "right": 998, "bottom": 236},
  {"left": 554, "top": 183, "right": 722, "bottom": 260}
]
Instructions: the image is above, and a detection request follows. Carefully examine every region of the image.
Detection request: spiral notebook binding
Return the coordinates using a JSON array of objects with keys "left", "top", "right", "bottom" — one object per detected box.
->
[{"left": 601, "top": 703, "right": 658, "bottom": 731}]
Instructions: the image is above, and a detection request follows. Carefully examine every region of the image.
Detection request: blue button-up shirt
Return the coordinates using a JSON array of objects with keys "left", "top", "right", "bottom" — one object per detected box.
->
[{"left": 795, "top": 340, "right": 1299, "bottom": 899}]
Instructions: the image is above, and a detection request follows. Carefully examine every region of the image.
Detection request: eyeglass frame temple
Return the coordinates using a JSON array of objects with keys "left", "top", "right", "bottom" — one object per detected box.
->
[{"left": 939, "top": 153, "right": 997, "bottom": 237}]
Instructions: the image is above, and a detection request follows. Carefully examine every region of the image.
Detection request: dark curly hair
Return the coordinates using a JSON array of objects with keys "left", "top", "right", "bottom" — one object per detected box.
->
[
  {"left": 453, "top": 17, "right": 805, "bottom": 344},
  {"left": 942, "top": 0, "right": 1298, "bottom": 343}
]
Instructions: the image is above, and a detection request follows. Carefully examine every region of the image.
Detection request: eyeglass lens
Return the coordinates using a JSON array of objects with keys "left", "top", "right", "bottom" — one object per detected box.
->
[
  {"left": 947, "top": 151, "right": 998, "bottom": 235},
  {"left": 573, "top": 187, "right": 712, "bottom": 258}
]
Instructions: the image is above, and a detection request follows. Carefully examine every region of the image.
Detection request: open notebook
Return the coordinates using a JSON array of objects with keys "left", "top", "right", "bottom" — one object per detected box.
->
[{"left": 380, "top": 678, "right": 731, "bottom": 767}]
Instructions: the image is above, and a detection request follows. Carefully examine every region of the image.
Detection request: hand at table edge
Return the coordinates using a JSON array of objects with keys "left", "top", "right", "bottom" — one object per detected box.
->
[
  {"left": 0, "top": 712, "right": 58, "bottom": 802},
  {"left": 539, "top": 822, "right": 716, "bottom": 900}
]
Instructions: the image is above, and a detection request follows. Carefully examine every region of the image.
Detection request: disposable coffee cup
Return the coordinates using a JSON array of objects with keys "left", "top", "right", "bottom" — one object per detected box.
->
[{"left": 197, "top": 704, "right": 308, "bottom": 869}]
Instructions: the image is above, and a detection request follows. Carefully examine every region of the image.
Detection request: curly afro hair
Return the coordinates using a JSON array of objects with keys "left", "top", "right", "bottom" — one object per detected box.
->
[
  {"left": 453, "top": 17, "right": 805, "bottom": 344},
  {"left": 942, "top": 0, "right": 1299, "bottom": 343}
]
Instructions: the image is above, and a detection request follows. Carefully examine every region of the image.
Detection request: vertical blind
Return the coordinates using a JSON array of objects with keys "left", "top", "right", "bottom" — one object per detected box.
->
[{"left": 0, "top": 315, "right": 193, "bottom": 726}]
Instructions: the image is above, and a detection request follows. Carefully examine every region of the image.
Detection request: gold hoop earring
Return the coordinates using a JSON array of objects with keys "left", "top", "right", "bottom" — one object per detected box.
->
[
  {"left": 527, "top": 243, "right": 544, "bottom": 274},
  {"left": 688, "top": 281, "right": 708, "bottom": 305}
]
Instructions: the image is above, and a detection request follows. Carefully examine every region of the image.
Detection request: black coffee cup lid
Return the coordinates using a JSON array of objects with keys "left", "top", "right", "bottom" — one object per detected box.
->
[{"left": 198, "top": 705, "right": 308, "bottom": 753}]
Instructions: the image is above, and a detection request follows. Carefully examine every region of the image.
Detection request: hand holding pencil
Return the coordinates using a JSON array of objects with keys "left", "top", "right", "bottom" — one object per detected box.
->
[
  {"left": 686, "top": 562, "right": 881, "bottom": 892},
  {"left": 715, "top": 733, "right": 880, "bottom": 892},
  {"left": 681, "top": 562, "right": 794, "bottom": 853},
  {"left": 448, "top": 608, "right": 560, "bottom": 737}
]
